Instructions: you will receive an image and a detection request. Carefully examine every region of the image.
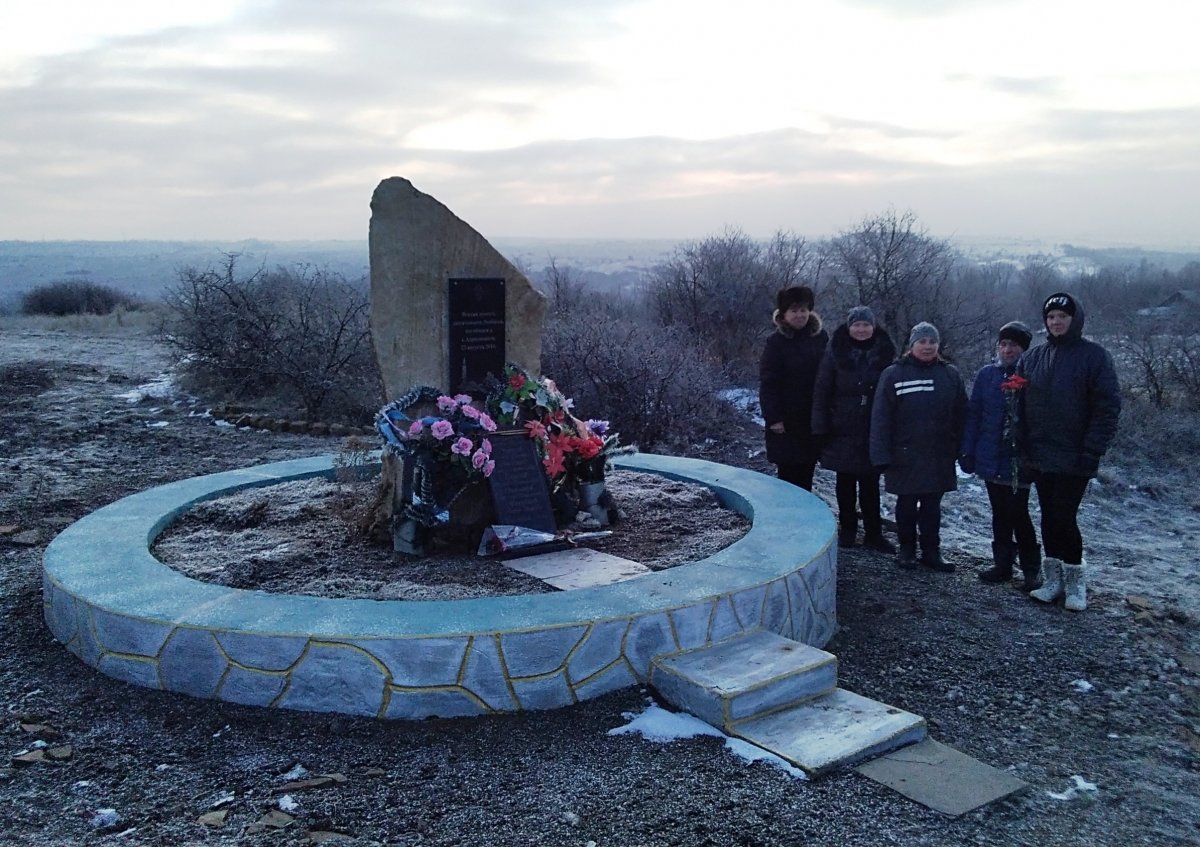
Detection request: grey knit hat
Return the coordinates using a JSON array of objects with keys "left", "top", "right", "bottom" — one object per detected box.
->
[
  {"left": 997, "top": 320, "right": 1033, "bottom": 350},
  {"left": 908, "top": 321, "right": 940, "bottom": 347},
  {"left": 847, "top": 305, "right": 875, "bottom": 326}
]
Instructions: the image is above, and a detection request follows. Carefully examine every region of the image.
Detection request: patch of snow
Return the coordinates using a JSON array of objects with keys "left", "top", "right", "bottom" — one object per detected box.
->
[
  {"left": 1071, "top": 679, "right": 1094, "bottom": 693},
  {"left": 608, "top": 701, "right": 807, "bottom": 780},
  {"left": 214, "top": 419, "right": 236, "bottom": 428},
  {"left": 145, "top": 421, "right": 169, "bottom": 428},
  {"left": 1047, "top": 774, "right": 1099, "bottom": 800},
  {"left": 114, "top": 373, "right": 176, "bottom": 403},
  {"left": 718, "top": 388, "right": 764, "bottom": 427},
  {"left": 277, "top": 794, "right": 299, "bottom": 812}
]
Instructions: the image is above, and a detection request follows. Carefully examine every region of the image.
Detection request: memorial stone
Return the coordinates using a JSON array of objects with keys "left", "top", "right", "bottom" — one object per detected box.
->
[{"left": 368, "top": 177, "right": 546, "bottom": 401}]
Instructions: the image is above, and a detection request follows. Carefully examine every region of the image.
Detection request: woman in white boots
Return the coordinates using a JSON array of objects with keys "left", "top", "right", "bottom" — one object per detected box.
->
[{"left": 1018, "top": 293, "right": 1120, "bottom": 610}]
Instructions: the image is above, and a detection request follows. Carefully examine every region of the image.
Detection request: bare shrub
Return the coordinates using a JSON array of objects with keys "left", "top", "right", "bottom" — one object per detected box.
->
[
  {"left": 542, "top": 295, "right": 727, "bottom": 451},
  {"left": 159, "top": 254, "right": 382, "bottom": 423},
  {"left": 21, "top": 280, "right": 140, "bottom": 316}
]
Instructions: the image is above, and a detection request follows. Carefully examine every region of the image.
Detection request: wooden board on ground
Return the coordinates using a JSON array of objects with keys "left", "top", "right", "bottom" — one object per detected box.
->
[{"left": 504, "top": 548, "right": 650, "bottom": 590}]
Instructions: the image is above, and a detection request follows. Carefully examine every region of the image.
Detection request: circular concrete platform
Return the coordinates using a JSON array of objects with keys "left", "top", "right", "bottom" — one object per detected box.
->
[{"left": 42, "top": 454, "right": 836, "bottom": 719}]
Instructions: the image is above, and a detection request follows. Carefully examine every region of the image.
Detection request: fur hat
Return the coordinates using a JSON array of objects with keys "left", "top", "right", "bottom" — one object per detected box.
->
[
  {"left": 1043, "top": 292, "right": 1078, "bottom": 319},
  {"left": 847, "top": 305, "right": 875, "bottom": 326},
  {"left": 997, "top": 320, "right": 1033, "bottom": 350},
  {"left": 907, "top": 321, "right": 940, "bottom": 348},
  {"left": 776, "top": 286, "right": 815, "bottom": 312}
]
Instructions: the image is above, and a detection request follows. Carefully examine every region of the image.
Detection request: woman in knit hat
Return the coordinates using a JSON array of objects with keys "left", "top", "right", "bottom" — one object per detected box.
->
[
  {"left": 759, "top": 286, "right": 829, "bottom": 490},
  {"left": 960, "top": 320, "right": 1042, "bottom": 590},
  {"left": 870, "top": 322, "right": 967, "bottom": 570},
  {"left": 811, "top": 305, "right": 897, "bottom": 550},
  {"left": 1017, "top": 293, "right": 1120, "bottom": 611}
]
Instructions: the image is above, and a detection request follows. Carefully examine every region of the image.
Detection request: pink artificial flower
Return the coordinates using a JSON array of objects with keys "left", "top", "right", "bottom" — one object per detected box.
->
[
  {"left": 479, "top": 413, "right": 497, "bottom": 432},
  {"left": 481, "top": 438, "right": 492, "bottom": 455},
  {"left": 483, "top": 459, "right": 495, "bottom": 477},
  {"left": 453, "top": 393, "right": 472, "bottom": 405},
  {"left": 472, "top": 449, "right": 487, "bottom": 469},
  {"left": 436, "top": 395, "right": 458, "bottom": 413},
  {"left": 461, "top": 405, "right": 481, "bottom": 419},
  {"left": 451, "top": 436, "right": 473, "bottom": 455},
  {"left": 431, "top": 420, "right": 454, "bottom": 440},
  {"left": 407, "top": 420, "right": 423, "bottom": 436}
]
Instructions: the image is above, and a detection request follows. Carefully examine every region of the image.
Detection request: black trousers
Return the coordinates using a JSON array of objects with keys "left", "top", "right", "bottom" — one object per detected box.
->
[
  {"left": 1035, "top": 472, "right": 1090, "bottom": 564},
  {"left": 894, "top": 493, "right": 943, "bottom": 550},
  {"left": 836, "top": 472, "right": 883, "bottom": 536},
  {"left": 777, "top": 462, "right": 816, "bottom": 492},
  {"left": 985, "top": 482, "right": 1038, "bottom": 550}
]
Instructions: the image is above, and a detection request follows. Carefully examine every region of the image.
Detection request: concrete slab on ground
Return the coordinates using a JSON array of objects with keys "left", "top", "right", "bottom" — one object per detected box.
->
[
  {"left": 855, "top": 737, "right": 1028, "bottom": 816},
  {"left": 504, "top": 548, "right": 651, "bottom": 590},
  {"left": 733, "top": 688, "right": 926, "bottom": 775}
]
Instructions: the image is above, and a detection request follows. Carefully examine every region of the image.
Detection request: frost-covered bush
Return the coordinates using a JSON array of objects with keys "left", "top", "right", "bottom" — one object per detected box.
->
[
  {"left": 21, "top": 280, "right": 139, "bottom": 316},
  {"left": 160, "top": 255, "right": 381, "bottom": 423}
]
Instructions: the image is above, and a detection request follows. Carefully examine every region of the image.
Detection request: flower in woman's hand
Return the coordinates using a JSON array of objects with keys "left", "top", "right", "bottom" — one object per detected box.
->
[
  {"left": 436, "top": 395, "right": 458, "bottom": 413},
  {"left": 1000, "top": 374, "right": 1028, "bottom": 392},
  {"left": 431, "top": 420, "right": 454, "bottom": 440},
  {"left": 451, "top": 436, "right": 473, "bottom": 456}
]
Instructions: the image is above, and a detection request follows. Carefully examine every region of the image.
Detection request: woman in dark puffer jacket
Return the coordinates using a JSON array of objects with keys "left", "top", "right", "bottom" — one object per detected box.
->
[
  {"left": 811, "top": 305, "right": 896, "bottom": 551},
  {"left": 1018, "top": 293, "right": 1120, "bottom": 612},
  {"left": 960, "top": 321, "right": 1042, "bottom": 590},
  {"left": 759, "top": 286, "right": 828, "bottom": 491}
]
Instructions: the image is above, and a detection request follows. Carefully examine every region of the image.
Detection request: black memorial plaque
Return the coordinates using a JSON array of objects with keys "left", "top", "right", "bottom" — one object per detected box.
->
[
  {"left": 448, "top": 277, "right": 505, "bottom": 394},
  {"left": 485, "top": 430, "right": 557, "bottom": 534}
]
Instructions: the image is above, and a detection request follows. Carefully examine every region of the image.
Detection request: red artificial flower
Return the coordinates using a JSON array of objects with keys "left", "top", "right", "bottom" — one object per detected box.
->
[
  {"left": 1000, "top": 374, "right": 1029, "bottom": 392},
  {"left": 509, "top": 373, "right": 526, "bottom": 390},
  {"left": 543, "top": 445, "right": 566, "bottom": 477},
  {"left": 549, "top": 432, "right": 575, "bottom": 453},
  {"left": 524, "top": 420, "right": 547, "bottom": 440},
  {"left": 576, "top": 436, "right": 603, "bottom": 460}
]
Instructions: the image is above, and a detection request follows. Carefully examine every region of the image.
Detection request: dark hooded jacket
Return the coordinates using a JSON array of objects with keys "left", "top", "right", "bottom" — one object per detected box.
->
[
  {"left": 759, "top": 311, "right": 828, "bottom": 465},
  {"left": 869, "top": 352, "right": 967, "bottom": 495},
  {"left": 811, "top": 323, "right": 897, "bottom": 475},
  {"left": 1016, "top": 296, "right": 1120, "bottom": 478}
]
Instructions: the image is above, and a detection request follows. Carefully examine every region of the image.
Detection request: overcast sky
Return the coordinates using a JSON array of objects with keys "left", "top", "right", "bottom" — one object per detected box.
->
[{"left": 2, "top": 0, "right": 1198, "bottom": 245}]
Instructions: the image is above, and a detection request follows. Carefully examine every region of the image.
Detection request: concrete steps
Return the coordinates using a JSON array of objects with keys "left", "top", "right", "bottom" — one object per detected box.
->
[{"left": 650, "top": 630, "right": 925, "bottom": 776}]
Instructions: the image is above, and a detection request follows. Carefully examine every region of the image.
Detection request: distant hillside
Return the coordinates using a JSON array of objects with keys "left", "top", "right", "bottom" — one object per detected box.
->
[{"left": 0, "top": 238, "right": 676, "bottom": 306}]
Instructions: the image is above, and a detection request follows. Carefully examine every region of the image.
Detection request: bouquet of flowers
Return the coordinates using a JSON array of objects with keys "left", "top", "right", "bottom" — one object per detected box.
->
[
  {"left": 489, "top": 364, "right": 623, "bottom": 491},
  {"left": 999, "top": 373, "right": 1028, "bottom": 493},
  {"left": 377, "top": 386, "right": 498, "bottom": 526}
]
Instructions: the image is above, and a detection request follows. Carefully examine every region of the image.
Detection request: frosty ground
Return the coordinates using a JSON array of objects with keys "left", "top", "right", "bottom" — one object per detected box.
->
[{"left": 1, "top": 320, "right": 1198, "bottom": 846}]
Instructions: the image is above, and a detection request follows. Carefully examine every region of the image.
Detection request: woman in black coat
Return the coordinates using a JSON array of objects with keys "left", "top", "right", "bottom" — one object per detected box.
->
[
  {"left": 759, "top": 286, "right": 828, "bottom": 491},
  {"left": 870, "top": 322, "right": 967, "bottom": 571},
  {"left": 1019, "top": 293, "right": 1120, "bottom": 612},
  {"left": 811, "top": 305, "right": 896, "bottom": 551}
]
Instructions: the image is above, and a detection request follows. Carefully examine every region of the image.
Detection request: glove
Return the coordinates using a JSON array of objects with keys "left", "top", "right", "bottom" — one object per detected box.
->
[{"left": 958, "top": 455, "right": 976, "bottom": 475}]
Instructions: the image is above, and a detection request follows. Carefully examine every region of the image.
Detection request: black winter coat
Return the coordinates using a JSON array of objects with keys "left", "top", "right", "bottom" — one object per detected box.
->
[
  {"left": 759, "top": 312, "right": 828, "bottom": 466},
  {"left": 1016, "top": 298, "right": 1120, "bottom": 478},
  {"left": 811, "top": 324, "right": 897, "bottom": 475},
  {"left": 870, "top": 354, "right": 967, "bottom": 495}
]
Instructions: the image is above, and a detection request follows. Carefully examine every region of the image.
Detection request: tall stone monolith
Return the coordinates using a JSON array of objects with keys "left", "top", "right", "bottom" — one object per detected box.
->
[{"left": 369, "top": 177, "right": 547, "bottom": 400}]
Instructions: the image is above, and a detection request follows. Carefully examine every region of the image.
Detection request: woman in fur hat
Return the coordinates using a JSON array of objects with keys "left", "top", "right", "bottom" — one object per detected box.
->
[
  {"left": 811, "top": 305, "right": 897, "bottom": 550},
  {"left": 960, "top": 321, "right": 1042, "bottom": 590},
  {"left": 1018, "top": 293, "right": 1120, "bottom": 611},
  {"left": 870, "top": 322, "right": 967, "bottom": 571},
  {"left": 759, "top": 286, "right": 828, "bottom": 491}
]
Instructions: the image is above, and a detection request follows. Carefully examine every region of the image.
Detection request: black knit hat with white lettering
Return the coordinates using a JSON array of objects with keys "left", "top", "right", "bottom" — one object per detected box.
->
[{"left": 1043, "top": 292, "right": 1078, "bottom": 319}]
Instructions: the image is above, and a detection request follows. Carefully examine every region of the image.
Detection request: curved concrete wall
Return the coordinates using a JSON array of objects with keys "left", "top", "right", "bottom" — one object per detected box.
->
[{"left": 42, "top": 454, "right": 836, "bottom": 719}]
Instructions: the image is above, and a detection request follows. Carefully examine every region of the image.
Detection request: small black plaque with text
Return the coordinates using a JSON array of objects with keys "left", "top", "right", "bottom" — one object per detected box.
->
[
  {"left": 448, "top": 277, "right": 505, "bottom": 394},
  {"left": 486, "top": 430, "right": 556, "bottom": 534}
]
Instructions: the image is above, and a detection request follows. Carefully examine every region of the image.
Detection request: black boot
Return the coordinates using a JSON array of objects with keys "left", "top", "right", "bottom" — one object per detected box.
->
[
  {"left": 838, "top": 524, "right": 857, "bottom": 547},
  {"left": 863, "top": 533, "right": 896, "bottom": 553},
  {"left": 897, "top": 543, "right": 918, "bottom": 570},
  {"left": 922, "top": 545, "right": 954, "bottom": 572},
  {"left": 979, "top": 541, "right": 1016, "bottom": 584},
  {"left": 1017, "top": 544, "right": 1043, "bottom": 592}
]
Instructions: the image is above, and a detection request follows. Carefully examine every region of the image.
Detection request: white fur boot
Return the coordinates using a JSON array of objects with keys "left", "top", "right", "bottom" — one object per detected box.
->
[
  {"left": 1062, "top": 562, "right": 1088, "bottom": 611},
  {"left": 1030, "top": 556, "right": 1064, "bottom": 603}
]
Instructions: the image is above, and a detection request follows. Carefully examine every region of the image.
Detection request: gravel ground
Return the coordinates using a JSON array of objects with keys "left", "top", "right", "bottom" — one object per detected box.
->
[{"left": 1, "top": 321, "right": 1198, "bottom": 846}]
